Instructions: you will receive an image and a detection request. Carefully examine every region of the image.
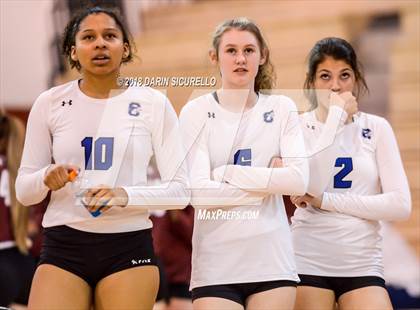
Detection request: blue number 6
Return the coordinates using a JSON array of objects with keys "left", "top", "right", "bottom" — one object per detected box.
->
[
  {"left": 333, "top": 157, "right": 353, "bottom": 188},
  {"left": 234, "top": 149, "right": 252, "bottom": 166}
]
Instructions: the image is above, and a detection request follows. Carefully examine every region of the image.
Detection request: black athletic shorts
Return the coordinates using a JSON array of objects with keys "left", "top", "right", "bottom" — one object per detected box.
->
[
  {"left": 192, "top": 280, "right": 297, "bottom": 306},
  {"left": 298, "top": 274, "right": 386, "bottom": 300},
  {"left": 39, "top": 225, "right": 157, "bottom": 287},
  {"left": 170, "top": 283, "right": 191, "bottom": 299}
]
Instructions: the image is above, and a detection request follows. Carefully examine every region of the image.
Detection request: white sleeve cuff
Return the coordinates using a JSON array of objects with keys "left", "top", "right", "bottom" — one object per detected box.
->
[
  {"left": 121, "top": 186, "right": 134, "bottom": 206},
  {"left": 320, "top": 192, "right": 335, "bottom": 211}
]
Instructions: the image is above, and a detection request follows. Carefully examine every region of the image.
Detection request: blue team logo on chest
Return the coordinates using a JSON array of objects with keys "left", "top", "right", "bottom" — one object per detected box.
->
[
  {"left": 128, "top": 102, "right": 141, "bottom": 117},
  {"left": 362, "top": 128, "right": 372, "bottom": 139},
  {"left": 263, "top": 110, "right": 274, "bottom": 123}
]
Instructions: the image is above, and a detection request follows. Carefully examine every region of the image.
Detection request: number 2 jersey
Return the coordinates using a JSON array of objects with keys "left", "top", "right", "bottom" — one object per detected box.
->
[
  {"left": 16, "top": 80, "right": 189, "bottom": 233},
  {"left": 180, "top": 92, "right": 309, "bottom": 289},
  {"left": 292, "top": 109, "right": 411, "bottom": 277}
]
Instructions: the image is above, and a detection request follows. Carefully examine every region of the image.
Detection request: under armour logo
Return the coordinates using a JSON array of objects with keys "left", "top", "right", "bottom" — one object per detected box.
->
[
  {"left": 62, "top": 100, "right": 72, "bottom": 106},
  {"left": 362, "top": 128, "right": 372, "bottom": 139},
  {"left": 208, "top": 112, "right": 215, "bottom": 118}
]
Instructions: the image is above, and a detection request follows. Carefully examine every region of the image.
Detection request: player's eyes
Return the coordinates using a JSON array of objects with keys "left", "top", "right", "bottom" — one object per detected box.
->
[
  {"left": 226, "top": 48, "right": 236, "bottom": 54},
  {"left": 244, "top": 48, "right": 254, "bottom": 54},
  {"left": 82, "top": 35, "right": 94, "bottom": 40},
  {"left": 105, "top": 33, "right": 116, "bottom": 39},
  {"left": 320, "top": 73, "right": 330, "bottom": 80},
  {"left": 341, "top": 72, "right": 351, "bottom": 79}
]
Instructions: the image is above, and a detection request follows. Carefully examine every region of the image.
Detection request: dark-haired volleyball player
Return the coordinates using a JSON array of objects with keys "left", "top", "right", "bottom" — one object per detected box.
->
[
  {"left": 16, "top": 7, "right": 189, "bottom": 310},
  {"left": 291, "top": 37, "right": 411, "bottom": 310}
]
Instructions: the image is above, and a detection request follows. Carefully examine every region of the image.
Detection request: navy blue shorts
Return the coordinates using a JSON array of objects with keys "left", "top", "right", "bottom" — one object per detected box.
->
[
  {"left": 39, "top": 225, "right": 157, "bottom": 287},
  {"left": 298, "top": 274, "right": 386, "bottom": 300},
  {"left": 192, "top": 280, "right": 297, "bottom": 306}
]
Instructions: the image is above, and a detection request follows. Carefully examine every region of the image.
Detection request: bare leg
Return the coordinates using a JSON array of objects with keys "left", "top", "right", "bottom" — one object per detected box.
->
[
  {"left": 94, "top": 265, "right": 159, "bottom": 310},
  {"left": 168, "top": 297, "right": 193, "bottom": 310},
  {"left": 28, "top": 264, "right": 91, "bottom": 310},
  {"left": 246, "top": 286, "right": 296, "bottom": 310},
  {"left": 294, "top": 286, "right": 335, "bottom": 310},
  {"left": 338, "top": 286, "right": 393, "bottom": 310},
  {"left": 193, "top": 297, "right": 244, "bottom": 310}
]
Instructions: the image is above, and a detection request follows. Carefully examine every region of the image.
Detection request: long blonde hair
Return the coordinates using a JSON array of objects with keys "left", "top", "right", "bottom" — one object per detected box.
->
[
  {"left": 1, "top": 112, "right": 28, "bottom": 254},
  {"left": 211, "top": 17, "right": 276, "bottom": 93}
]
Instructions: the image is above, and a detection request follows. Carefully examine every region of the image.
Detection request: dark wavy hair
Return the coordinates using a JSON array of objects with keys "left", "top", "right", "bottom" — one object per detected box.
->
[{"left": 304, "top": 37, "right": 369, "bottom": 109}]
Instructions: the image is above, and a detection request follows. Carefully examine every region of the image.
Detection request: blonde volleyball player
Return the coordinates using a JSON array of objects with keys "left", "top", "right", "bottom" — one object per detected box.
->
[
  {"left": 290, "top": 37, "right": 411, "bottom": 310},
  {"left": 180, "top": 18, "right": 308, "bottom": 310},
  {"left": 16, "top": 7, "right": 189, "bottom": 310}
]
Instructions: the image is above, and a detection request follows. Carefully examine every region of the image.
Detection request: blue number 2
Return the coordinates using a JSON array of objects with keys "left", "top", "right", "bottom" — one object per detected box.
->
[
  {"left": 81, "top": 137, "right": 114, "bottom": 170},
  {"left": 333, "top": 157, "right": 353, "bottom": 188},
  {"left": 234, "top": 149, "right": 252, "bottom": 166}
]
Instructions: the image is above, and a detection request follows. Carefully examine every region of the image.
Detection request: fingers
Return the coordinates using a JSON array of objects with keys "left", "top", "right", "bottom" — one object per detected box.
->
[
  {"left": 85, "top": 187, "right": 111, "bottom": 211},
  {"left": 290, "top": 195, "right": 299, "bottom": 204},
  {"left": 109, "top": 188, "right": 128, "bottom": 207},
  {"left": 84, "top": 187, "right": 103, "bottom": 205},
  {"left": 44, "top": 165, "right": 70, "bottom": 191},
  {"left": 82, "top": 186, "right": 123, "bottom": 217},
  {"left": 338, "top": 92, "right": 358, "bottom": 118},
  {"left": 44, "top": 164, "right": 81, "bottom": 191},
  {"left": 269, "top": 156, "right": 283, "bottom": 168},
  {"left": 329, "top": 91, "right": 356, "bottom": 106},
  {"left": 339, "top": 91, "right": 354, "bottom": 101},
  {"left": 346, "top": 98, "right": 358, "bottom": 119},
  {"left": 290, "top": 195, "right": 307, "bottom": 208},
  {"left": 329, "top": 91, "right": 358, "bottom": 121},
  {"left": 329, "top": 92, "right": 345, "bottom": 108}
]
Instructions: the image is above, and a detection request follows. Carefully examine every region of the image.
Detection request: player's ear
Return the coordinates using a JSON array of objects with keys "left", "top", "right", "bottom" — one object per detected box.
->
[
  {"left": 70, "top": 46, "right": 78, "bottom": 62},
  {"left": 209, "top": 48, "right": 218, "bottom": 65},
  {"left": 259, "top": 47, "right": 267, "bottom": 66},
  {"left": 122, "top": 42, "right": 130, "bottom": 60},
  {"left": 306, "top": 72, "right": 314, "bottom": 88}
]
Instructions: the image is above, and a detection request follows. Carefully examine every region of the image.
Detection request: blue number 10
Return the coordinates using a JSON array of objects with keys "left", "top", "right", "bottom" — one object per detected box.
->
[{"left": 81, "top": 137, "right": 114, "bottom": 170}]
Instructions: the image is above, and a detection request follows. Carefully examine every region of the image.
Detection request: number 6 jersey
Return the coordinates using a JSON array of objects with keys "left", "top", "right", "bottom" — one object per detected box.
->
[
  {"left": 292, "top": 109, "right": 411, "bottom": 277},
  {"left": 180, "top": 92, "right": 309, "bottom": 289}
]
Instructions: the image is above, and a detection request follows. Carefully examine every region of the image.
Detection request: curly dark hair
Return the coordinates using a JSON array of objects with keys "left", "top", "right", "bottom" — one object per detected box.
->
[
  {"left": 303, "top": 37, "right": 369, "bottom": 109},
  {"left": 62, "top": 6, "right": 135, "bottom": 71}
]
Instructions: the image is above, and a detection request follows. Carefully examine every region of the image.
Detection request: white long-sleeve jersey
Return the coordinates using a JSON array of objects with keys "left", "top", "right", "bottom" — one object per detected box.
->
[
  {"left": 180, "top": 92, "right": 308, "bottom": 289},
  {"left": 292, "top": 110, "right": 411, "bottom": 277},
  {"left": 16, "top": 80, "right": 189, "bottom": 233}
]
